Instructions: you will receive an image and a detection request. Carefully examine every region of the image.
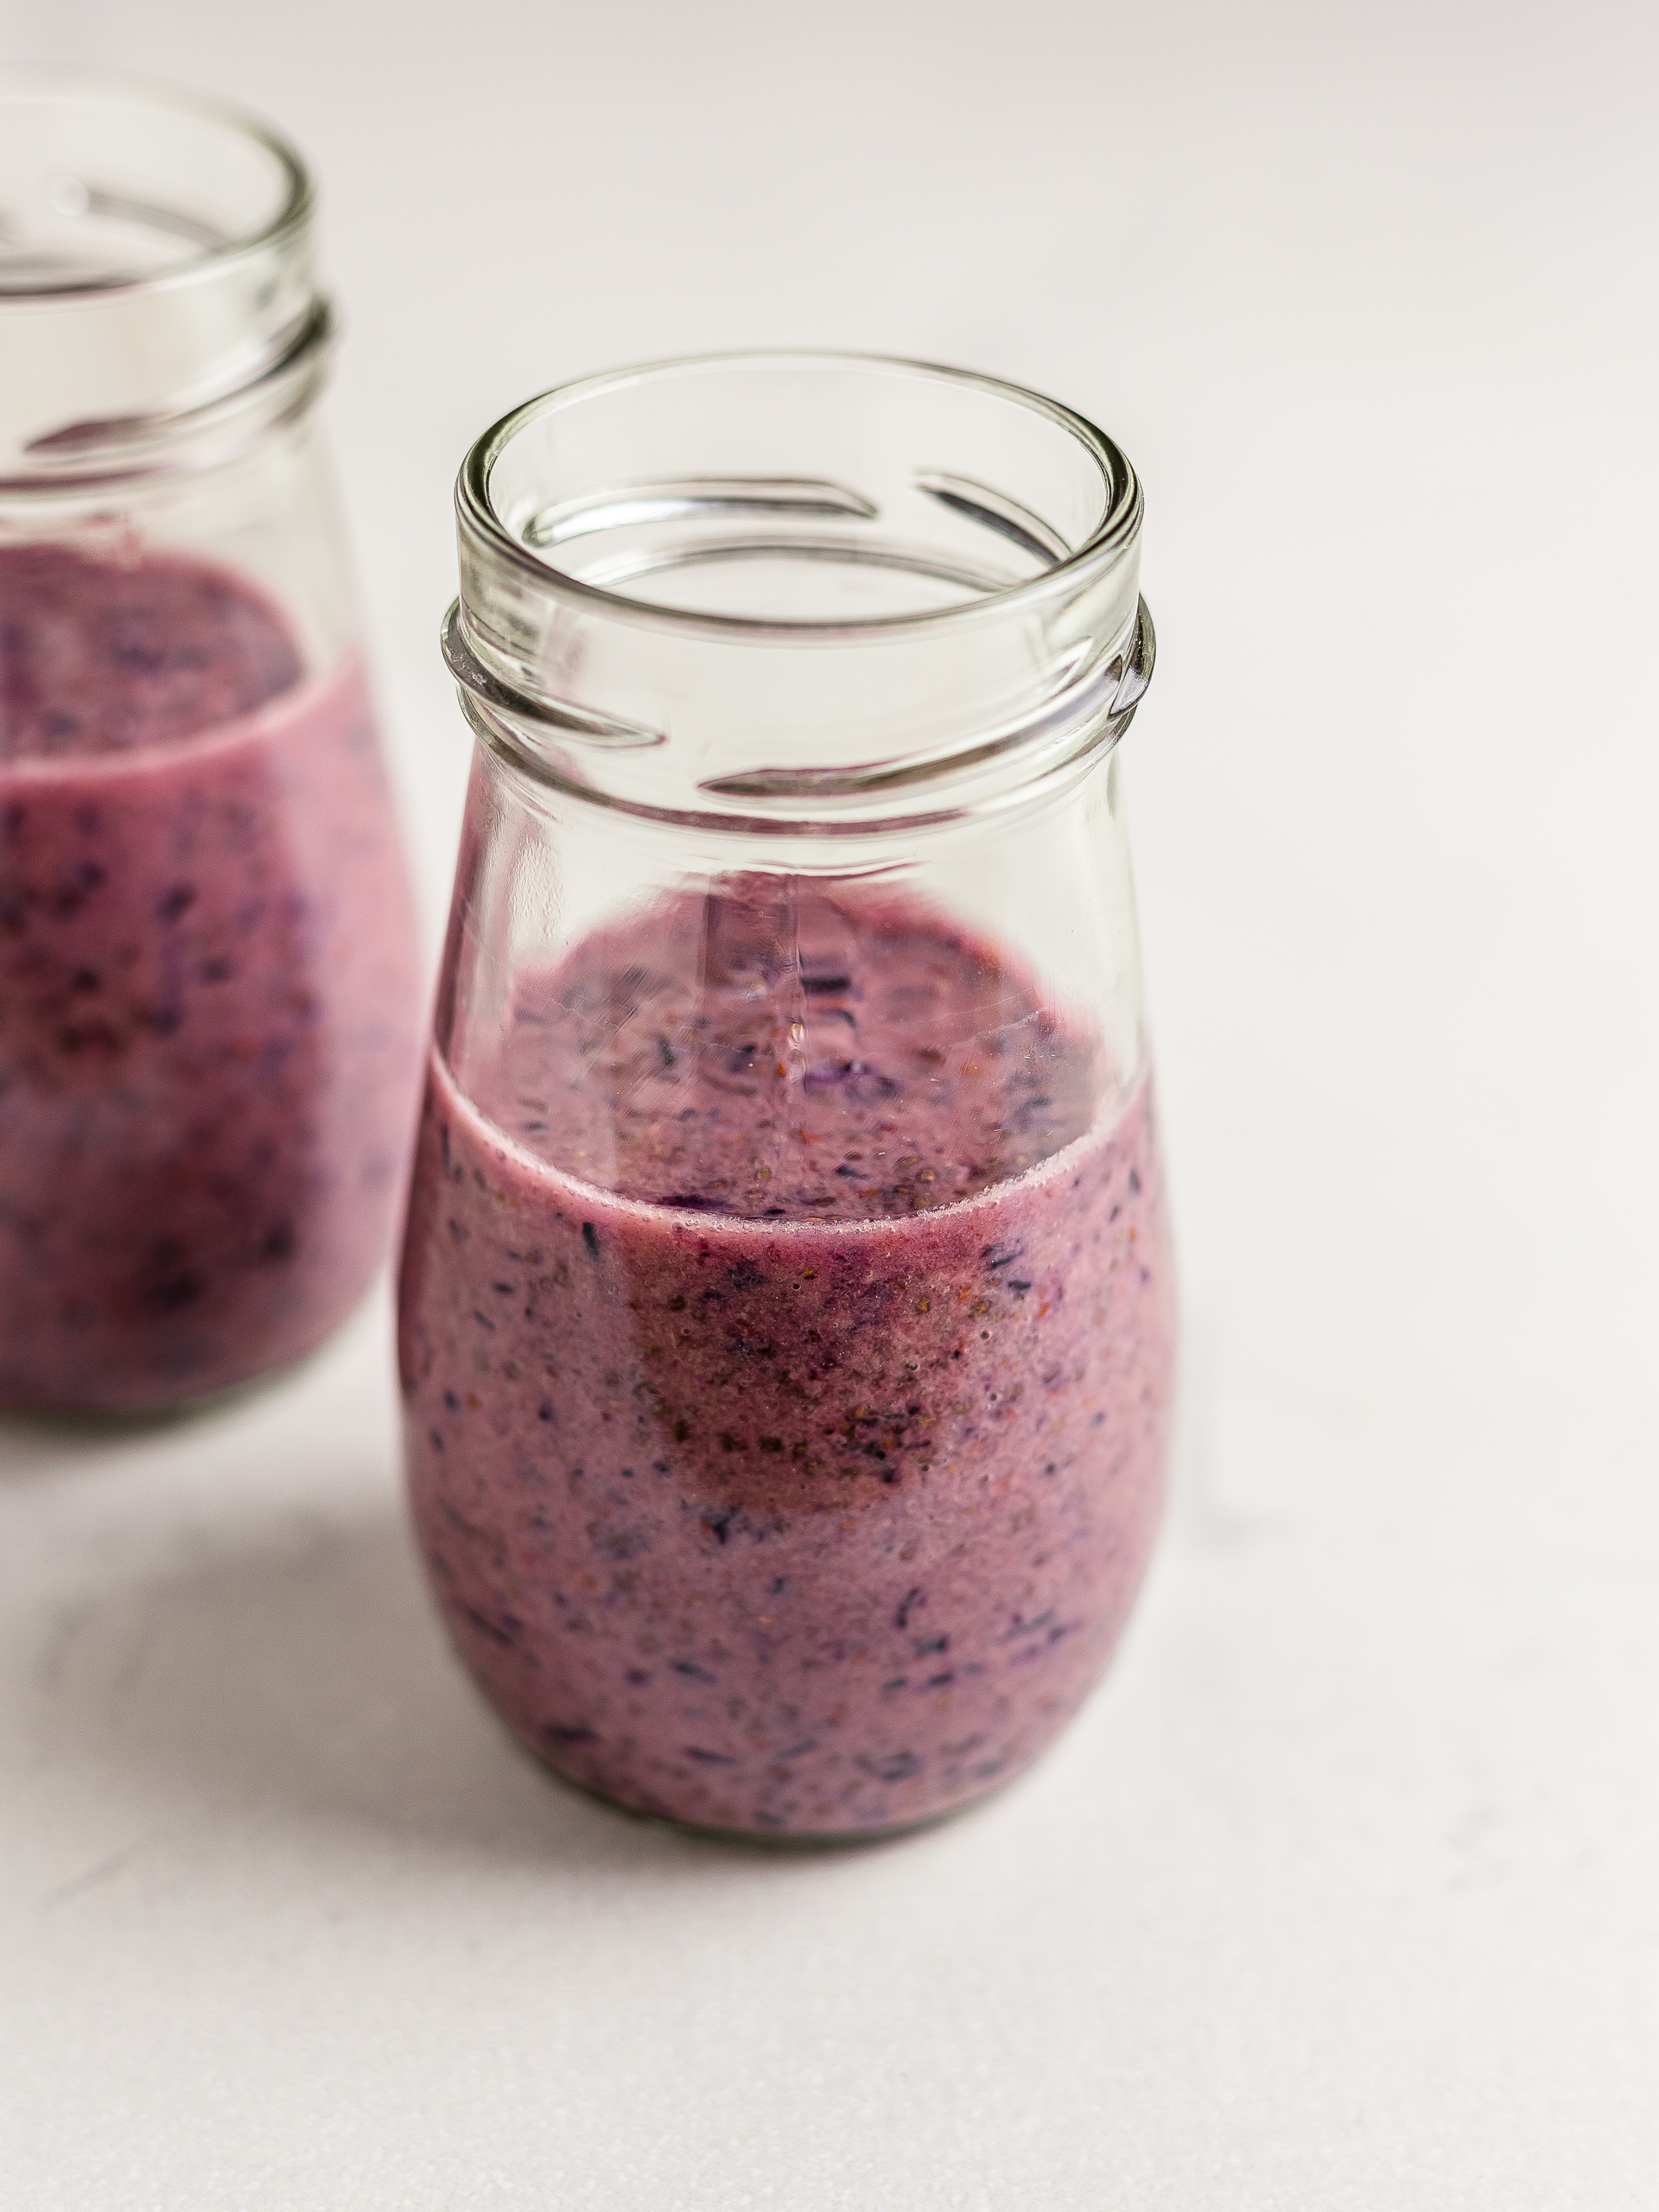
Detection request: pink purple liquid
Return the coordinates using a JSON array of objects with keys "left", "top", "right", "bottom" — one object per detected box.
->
[
  {"left": 0, "top": 543, "right": 423, "bottom": 1413},
  {"left": 399, "top": 889, "right": 1175, "bottom": 1837}
]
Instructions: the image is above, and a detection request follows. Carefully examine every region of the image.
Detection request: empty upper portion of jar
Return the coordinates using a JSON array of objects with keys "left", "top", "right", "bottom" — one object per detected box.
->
[
  {"left": 448, "top": 354, "right": 1151, "bottom": 833},
  {"left": 0, "top": 70, "right": 327, "bottom": 485}
]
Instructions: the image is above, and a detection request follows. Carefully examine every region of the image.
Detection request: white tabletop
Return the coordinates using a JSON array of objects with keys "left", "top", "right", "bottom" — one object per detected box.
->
[{"left": 4, "top": 3, "right": 1656, "bottom": 2206}]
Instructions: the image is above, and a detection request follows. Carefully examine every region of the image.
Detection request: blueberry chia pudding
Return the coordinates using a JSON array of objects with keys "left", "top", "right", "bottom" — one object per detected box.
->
[
  {"left": 397, "top": 886, "right": 1175, "bottom": 1837},
  {"left": 0, "top": 542, "right": 423, "bottom": 1413}
]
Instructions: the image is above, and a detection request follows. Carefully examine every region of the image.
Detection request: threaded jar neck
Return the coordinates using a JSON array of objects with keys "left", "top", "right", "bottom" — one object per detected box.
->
[
  {"left": 0, "top": 69, "right": 328, "bottom": 490},
  {"left": 448, "top": 353, "right": 1151, "bottom": 836}
]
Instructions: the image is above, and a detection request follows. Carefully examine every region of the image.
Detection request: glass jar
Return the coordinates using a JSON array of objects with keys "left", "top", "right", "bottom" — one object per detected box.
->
[
  {"left": 0, "top": 71, "right": 423, "bottom": 1416},
  {"left": 399, "top": 353, "right": 1176, "bottom": 1840}
]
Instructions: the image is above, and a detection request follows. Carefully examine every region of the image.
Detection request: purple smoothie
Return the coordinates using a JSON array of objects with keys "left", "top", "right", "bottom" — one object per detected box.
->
[
  {"left": 398, "top": 887, "right": 1175, "bottom": 1836},
  {"left": 1, "top": 543, "right": 424, "bottom": 1413}
]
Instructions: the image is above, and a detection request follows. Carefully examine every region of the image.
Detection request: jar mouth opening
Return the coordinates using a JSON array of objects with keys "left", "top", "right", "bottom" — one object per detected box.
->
[
  {"left": 459, "top": 352, "right": 1142, "bottom": 643},
  {"left": 0, "top": 67, "right": 309, "bottom": 302}
]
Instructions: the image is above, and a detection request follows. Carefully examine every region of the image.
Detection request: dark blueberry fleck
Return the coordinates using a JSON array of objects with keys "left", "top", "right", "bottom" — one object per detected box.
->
[
  {"left": 672, "top": 1659, "right": 715, "bottom": 1683},
  {"left": 895, "top": 1586, "right": 923, "bottom": 1630},
  {"left": 444, "top": 1389, "right": 461, "bottom": 1411},
  {"left": 703, "top": 1509, "right": 736, "bottom": 1545},
  {"left": 538, "top": 1399, "right": 555, "bottom": 1421},
  {"left": 143, "top": 1269, "right": 205, "bottom": 1314},
  {"left": 1128, "top": 1168, "right": 1141, "bottom": 1193},
  {"left": 461, "top": 1605, "right": 516, "bottom": 1649},
  {"left": 589, "top": 1519, "right": 648, "bottom": 1560},
  {"left": 684, "top": 1747, "right": 736, "bottom": 1765},
  {"left": 156, "top": 882, "right": 196, "bottom": 923},
  {"left": 847, "top": 1064, "right": 899, "bottom": 1105},
  {"left": 546, "top": 1723, "right": 599, "bottom": 1746},
  {"left": 805, "top": 1059, "right": 899, "bottom": 1104},
  {"left": 582, "top": 1221, "right": 599, "bottom": 1258},
  {"left": 727, "top": 1260, "right": 765, "bottom": 1290},
  {"left": 856, "top": 1750, "right": 921, "bottom": 1784}
]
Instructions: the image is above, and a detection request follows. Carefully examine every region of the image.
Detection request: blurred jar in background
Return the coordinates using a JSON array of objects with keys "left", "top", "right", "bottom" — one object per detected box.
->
[
  {"left": 400, "top": 353, "right": 1177, "bottom": 1840},
  {"left": 0, "top": 71, "right": 423, "bottom": 1416}
]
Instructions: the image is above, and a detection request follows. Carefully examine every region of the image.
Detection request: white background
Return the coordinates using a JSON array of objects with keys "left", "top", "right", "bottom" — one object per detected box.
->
[{"left": 3, "top": 2, "right": 1656, "bottom": 2205}]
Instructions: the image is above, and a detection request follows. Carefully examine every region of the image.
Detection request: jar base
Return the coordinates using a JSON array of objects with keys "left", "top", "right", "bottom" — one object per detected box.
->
[
  {"left": 0, "top": 1279, "right": 378, "bottom": 1434},
  {"left": 506, "top": 1722, "right": 1024, "bottom": 1853}
]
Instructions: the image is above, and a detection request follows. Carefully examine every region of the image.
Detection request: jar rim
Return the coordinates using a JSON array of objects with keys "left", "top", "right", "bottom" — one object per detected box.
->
[
  {"left": 0, "top": 66, "right": 311, "bottom": 304},
  {"left": 458, "top": 350, "right": 1143, "bottom": 645}
]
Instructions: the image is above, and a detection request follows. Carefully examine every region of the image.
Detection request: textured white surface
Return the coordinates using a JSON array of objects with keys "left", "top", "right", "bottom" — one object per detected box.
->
[{"left": 3, "top": 3, "right": 1656, "bottom": 2206}]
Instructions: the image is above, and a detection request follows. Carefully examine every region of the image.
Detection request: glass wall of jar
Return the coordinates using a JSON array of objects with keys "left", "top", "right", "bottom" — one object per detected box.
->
[
  {"left": 400, "top": 353, "right": 1176, "bottom": 1840},
  {"left": 0, "top": 71, "right": 423, "bottom": 1415}
]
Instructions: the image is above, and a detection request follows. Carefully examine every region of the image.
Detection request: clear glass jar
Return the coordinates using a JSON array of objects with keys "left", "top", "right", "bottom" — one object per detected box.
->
[
  {"left": 399, "top": 353, "right": 1176, "bottom": 1840},
  {"left": 0, "top": 71, "right": 423, "bottom": 1416}
]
